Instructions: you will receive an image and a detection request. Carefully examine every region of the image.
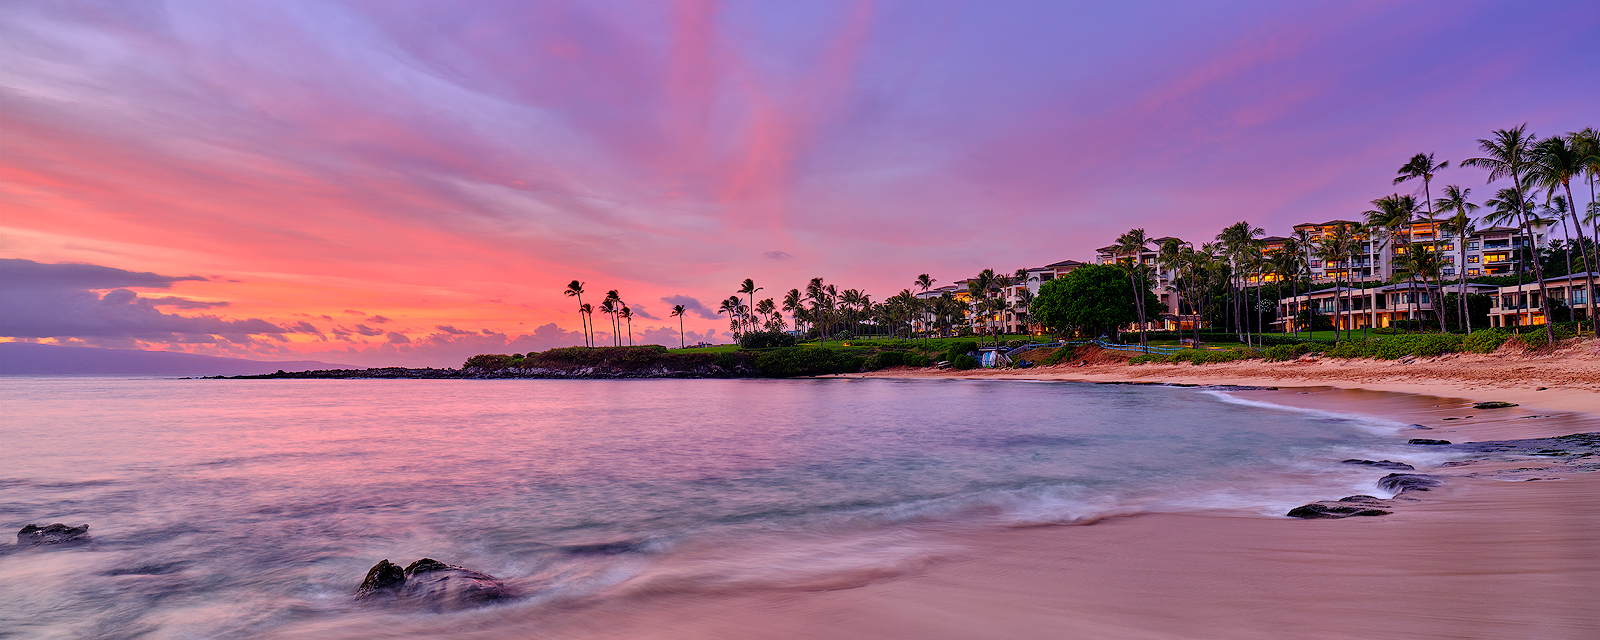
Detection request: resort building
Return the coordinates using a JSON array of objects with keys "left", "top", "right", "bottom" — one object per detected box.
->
[
  {"left": 1275, "top": 281, "right": 1499, "bottom": 332},
  {"left": 1487, "top": 273, "right": 1596, "bottom": 327}
]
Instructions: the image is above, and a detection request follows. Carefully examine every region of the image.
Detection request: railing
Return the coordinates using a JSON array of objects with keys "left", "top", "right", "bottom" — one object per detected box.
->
[{"left": 1064, "top": 339, "right": 1188, "bottom": 355}]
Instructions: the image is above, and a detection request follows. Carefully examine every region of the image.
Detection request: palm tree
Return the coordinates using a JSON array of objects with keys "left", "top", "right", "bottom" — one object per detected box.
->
[
  {"left": 1484, "top": 187, "right": 1536, "bottom": 331},
  {"left": 783, "top": 288, "right": 803, "bottom": 335},
  {"left": 603, "top": 290, "right": 623, "bottom": 346},
  {"left": 564, "top": 280, "right": 590, "bottom": 347},
  {"left": 1216, "top": 222, "right": 1264, "bottom": 346},
  {"left": 755, "top": 298, "right": 778, "bottom": 332},
  {"left": 580, "top": 302, "right": 594, "bottom": 343},
  {"left": 966, "top": 269, "right": 999, "bottom": 345},
  {"left": 1318, "top": 223, "right": 1356, "bottom": 341},
  {"left": 599, "top": 297, "right": 618, "bottom": 346},
  {"left": 1437, "top": 185, "right": 1479, "bottom": 332},
  {"left": 1531, "top": 135, "right": 1597, "bottom": 335},
  {"left": 670, "top": 304, "right": 687, "bottom": 348},
  {"left": 1463, "top": 125, "right": 1554, "bottom": 344},
  {"left": 738, "top": 279, "right": 763, "bottom": 335},
  {"left": 1396, "top": 153, "right": 1451, "bottom": 331},
  {"left": 620, "top": 306, "right": 634, "bottom": 346},
  {"left": 1115, "top": 229, "right": 1151, "bottom": 350},
  {"left": 915, "top": 274, "right": 936, "bottom": 343}
]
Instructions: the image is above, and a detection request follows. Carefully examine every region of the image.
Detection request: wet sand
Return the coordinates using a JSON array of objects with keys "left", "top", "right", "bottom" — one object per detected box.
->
[{"left": 523, "top": 385, "right": 1600, "bottom": 640}]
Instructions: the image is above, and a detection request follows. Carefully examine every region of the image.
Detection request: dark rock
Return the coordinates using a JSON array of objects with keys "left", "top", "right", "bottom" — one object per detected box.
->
[
  {"left": 1286, "top": 503, "right": 1390, "bottom": 519},
  {"left": 1378, "top": 473, "right": 1442, "bottom": 493},
  {"left": 1341, "top": 459, "right": 1416, "bottom": 470},
  {"left": 18, "top": 523, "right": 90, "bottom": 547},
  {"left": 1337, "top": 495, "right": 1384, "bottom": 503},
  {"left": 356, "top": 559, "right": 407, "bottom": 598},
  {"left": 1472, "top": 401, "right": 1519, "bottom": 409},
  {"left": 356, "top": 558, "right": 512, "bottom": 611},
  {"left": 1408, "top": 439, "right": 1452, "bottom": 445},
  {"left": 561, "top": 540, "right": 646, "bottom": 556}
]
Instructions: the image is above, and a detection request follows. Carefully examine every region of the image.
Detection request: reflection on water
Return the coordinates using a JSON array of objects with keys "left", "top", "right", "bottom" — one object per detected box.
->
[{"left": 2, "top": 377, "right": 1426, "bottom": 638}]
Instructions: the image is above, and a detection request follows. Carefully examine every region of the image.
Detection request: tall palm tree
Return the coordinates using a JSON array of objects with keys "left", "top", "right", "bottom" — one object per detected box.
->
[
  {"left": 915, "top": 274, "right": 936, "bottom": 342},
  {"left": 738, "top": 279, "right": 763, "bottom": 335},
  {"left": 580, "top": 302, "right": 594, "bottom": 344},
  {"left": 602, "top": 290, "right": 623, "bottom": 346},
  {"left": 1396, "top": 153, "right": 1450, "bottom": 331},
  {"left": 783, "top": 288, "right": 803, "bottom": 335},
  {"left": 1115, "top": 229, "right": 1151, "bottom": 350},
  {"left": 966, "top": 269, "right": 998, "bottom": 344},
  {"left": 1484, "top": 187, "right": 1536, "bottom": 332},
  {"left": 599, "top": 297, "right": 618, "bottom": 346},
  {"left": 755, "top": 298, "right": 778, "bottom": 332},
  {"left": 565, "top": 280, "right": 590, "bottom": 347},
  {"left": 1437, "top": 185, "right": 1479, "bottom": 332},
  {"left": 1531, "top": 135, "right": 1597, "bottom": 335},
  {"left": 620, "top": 306, "right": 634, "bottom": 346},
  {"left": 1216, "top": 222, "right": 1264, "bottom": 345},
  {"left": 1463, "top": 125, "right": 1554, "bottom": 344},
  {"left": 670, "top": 304, "right": 687, "bottom": 348},
  {"left": 1317, "top": 223, "right": 1355, "bottom": 341}
]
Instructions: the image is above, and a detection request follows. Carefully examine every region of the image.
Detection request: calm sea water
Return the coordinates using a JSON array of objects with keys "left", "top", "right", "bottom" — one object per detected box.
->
[{"left": 1, "top": 377, "right": 1433, "bottom": 638}]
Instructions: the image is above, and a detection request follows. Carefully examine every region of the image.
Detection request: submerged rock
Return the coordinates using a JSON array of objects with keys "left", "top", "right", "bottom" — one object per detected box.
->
[
  {"left": 1472, "top": 401, "right": 1519, "bottom": 409},
  {"left": 17, "top": 523, "right": 91, "bottom": 547},
  {"left": 1408, "top": 439, "right": 1452, "bottom": 445},
  {"left": 355, "top": 558, "right": 512, "bottom": 611},
  {"left": 1341, "top": 459, "right": 1416, "bottom": 470},
  {"left": 1286, "top": 503, "right": 1390, "bottom": 519},
  {"left": 1377, "top": 473, "right": 1442, "bottom": 493}
]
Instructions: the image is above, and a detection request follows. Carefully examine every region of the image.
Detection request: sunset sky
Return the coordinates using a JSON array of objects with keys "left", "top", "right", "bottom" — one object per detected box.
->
[{"left": 3, "top": 0, "right": 1596, "bottom": 367}]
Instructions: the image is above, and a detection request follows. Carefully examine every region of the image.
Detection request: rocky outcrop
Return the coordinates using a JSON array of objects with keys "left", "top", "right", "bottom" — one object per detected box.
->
[
  {"left": 1471, "top": 401, "right": 1519, "bottom": 409},
  {"left": 1408, "top": 439, "right": 1452, "bottom": 445},
  {"left": 17, "top": 523, "right": 91, "bottom": 546},
  {"left": 1286, "top": 495, "right": 1391, "bottom": 519},
  {"left": 1340, "top": 459, "right": 1416, "bottom": 470},
  {"left": 356, "top": 558, "right": 512, "bottom": 611},
  {"left": 1377, "top": 473, "right": 1442, "bottom": 493}
]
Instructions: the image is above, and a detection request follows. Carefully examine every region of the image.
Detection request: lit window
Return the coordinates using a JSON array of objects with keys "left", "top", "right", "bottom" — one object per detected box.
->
[{"left": 1468, "top": 256, "right": 1480, "bottom": 263}]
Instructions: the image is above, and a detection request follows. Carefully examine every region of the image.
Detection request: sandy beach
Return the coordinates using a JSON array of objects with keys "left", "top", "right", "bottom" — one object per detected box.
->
[{"left": 513, "top": 345, "right": 1600, "bottom": 640}]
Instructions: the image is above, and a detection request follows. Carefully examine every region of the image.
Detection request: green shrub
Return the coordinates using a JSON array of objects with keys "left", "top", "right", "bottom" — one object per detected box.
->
[
  {"left": 1129, "top": 353, "right": 1170, "bottom": 364},
  {"left": 713, "top": 352, "right": 740, "bottom": 369},
  {"left": 1462, "top": 328, "right": 1509, "bottom": 354},
  {"left": 1516, "top": 331, "right": 1549, "bottom": 350},
  {"left": 738, "top": 330, "right": 797, "bottom": 349},
  {"left": 1371, "top": 326, "right": 1401, "bottom": 335},
  {"left": 753, "top": 347, "right": 863, "bottom": 377},
  {"left": 903, "top": 353, "right": 931, "bottom": 367},
  {"left": 950, "top": 353, "right": 980, "bottom": 370},
  {"left": 1324, "top": 335, "right": 1463, "bottom": 360},
  {"left": 862, "top": 351, "right": 906, "bottom": 370},
  {"left": 942, "top": 341, "right": 978, "bottom": 362},
  {"left": 463, "top": 354, "right": 515, "bottom": 370},
  {"left": 1039, "top": 346, "right": 1076, "bottom": 366}
]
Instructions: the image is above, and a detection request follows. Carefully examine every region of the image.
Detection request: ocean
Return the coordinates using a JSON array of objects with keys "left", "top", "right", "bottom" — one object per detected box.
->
[{"left": 0, "top": 376, "right": 1444, "bottom": 638}]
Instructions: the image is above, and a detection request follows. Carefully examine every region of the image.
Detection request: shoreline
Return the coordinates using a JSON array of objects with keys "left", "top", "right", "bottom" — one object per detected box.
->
[{"left": 511, "top": 374, "right": 1600, "bottom": 639}]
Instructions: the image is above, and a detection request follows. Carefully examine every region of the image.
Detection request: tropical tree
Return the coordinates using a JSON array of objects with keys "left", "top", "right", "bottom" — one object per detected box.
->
[
  {"left": 755, "top": 298, "right": 778, "bottom": 332},
  {"left": 1396, "top": 153, "right": 1451, "bottom": 332},
  {"left": 783, "top": 288, "right": 804, "bottom": 335},
  {"left": 1463, "top": 124, "right": 1554, "bottom": 344},
  {"left": 564, "top": 280, "right": 591, "bottom": 347},
  {"left": 738, "top": 279, "right": 763, "bottom": 335},
  {"left": 1115, "top": 228, "right": 1151, "bottom": 350},
  {"left": 599, "top": 296, "right": 618, "bottom": 346},
  {"left": 619, "top": 306, "right": 634, "bottom": 346},
  {"left": 915, "top": 274, "right": 936, "bottom": 342},
  {"left": 1484, "top": 187, "right": 1538, "bottom": 332},
  {"left": 670, "top": 304, "right": 687, "bottom": 348},
  {"left": 1217, "top": 222, "right": 1263, "bottom": 345},
  {"left": 579, "top": 303, "right": 594, "bottom": 344},
  {"left": 1033, "top": 264, "right": 1153, "bottom": 339},
  {"left": 1531, "top": 134, "right": 1597, "bottom": 335},
  {"left": 1437, "top": 185, "right": 1479, "bottom": 332},
  {"left": 1317, "top": 223, "right": 1357, "bottom": 340},
  {"left": 967, "top": 269, "right": 999, "bottom": 345}
]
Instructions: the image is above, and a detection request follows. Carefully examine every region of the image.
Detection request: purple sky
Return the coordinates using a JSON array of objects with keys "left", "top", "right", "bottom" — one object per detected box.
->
[{"left": 2, "top": 0, "right": 1596, "bottom": 365}]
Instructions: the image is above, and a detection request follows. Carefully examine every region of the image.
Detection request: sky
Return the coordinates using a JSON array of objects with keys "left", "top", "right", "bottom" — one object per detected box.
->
[{"left": 3, "top": 0, "right": 1597, "bottom": 367}]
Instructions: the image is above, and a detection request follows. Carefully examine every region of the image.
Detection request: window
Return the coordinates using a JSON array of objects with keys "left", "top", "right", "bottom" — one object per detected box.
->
[
  {"left": 1440, "top": 243, "right": 1454, "bottom": 251},
  {"left": 1443, "top": 268, "right": 1455, "bottom": 276},
  {"left": 1469, "top": 269, "right": 1480, "bottom": 276},
  {"left": 1574, "top": 287, "right": 1588, "bottom": 304},
  {"left": 1468, "top": 256, "right": 1480, "bottom": 263},
  {"left": 1468, "top": 241, "right": 1480, "bottom": 250}
]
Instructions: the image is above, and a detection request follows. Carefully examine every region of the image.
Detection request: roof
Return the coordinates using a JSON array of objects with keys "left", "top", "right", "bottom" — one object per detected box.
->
[
  {"left": 1043, "top": 259, "right": 1084, "bottom": 268},
  {"left": 1294, "top": 220, "right": 1360, "bottom": 228}
]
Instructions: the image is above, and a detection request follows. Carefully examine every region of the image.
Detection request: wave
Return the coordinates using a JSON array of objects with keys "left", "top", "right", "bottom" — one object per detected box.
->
[{"left": 1199, "top": 389, "right": 1413, "bottom": 435}]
